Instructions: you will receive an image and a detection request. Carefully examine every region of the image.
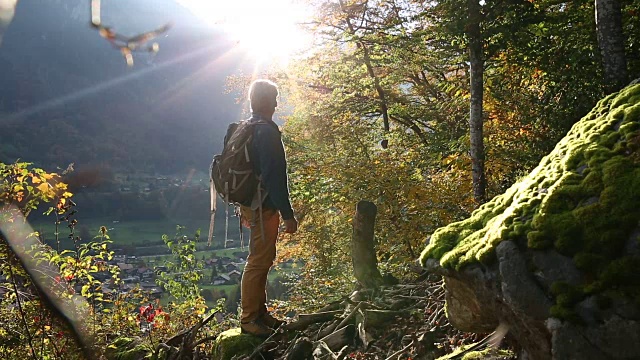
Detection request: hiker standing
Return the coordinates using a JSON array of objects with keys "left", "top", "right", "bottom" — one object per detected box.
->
[{"left": 239, "top": 79, "right": 298, "bottom": 337}]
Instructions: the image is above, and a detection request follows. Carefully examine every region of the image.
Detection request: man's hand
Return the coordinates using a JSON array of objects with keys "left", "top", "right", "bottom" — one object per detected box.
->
[{"left": 283, "top": 218, "right": 298, "bottom": 234}]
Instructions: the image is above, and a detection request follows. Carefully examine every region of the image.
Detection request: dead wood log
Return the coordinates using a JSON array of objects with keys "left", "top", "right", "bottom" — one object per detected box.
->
[
  {"left": 351, "top": 201, "right": 385, "bottom": 289},
  {"left": 286, "top": 337, "right": 314, "bottom": 360},
  {"left": 362, "top": 309, "right": 400, "bottom": 328},
  {"left": 314, "top": 341, "right": 338, "bottom": 359},
  {"left": 317, "top": 300, "right": 345, "bottom": 313},
  {"left": 317, "top": 324, "right": 356, "bottom": 352},
  {"left": 285, "top": 310, "right": 343, "bottom": 331},
  {"left": 385, "top": 340, "right": 415, "bottom": 360},
  {"left": 388, "top": 298, "right": 412, "bottom": 311},
  {"left": 317, "top": 319, "right": 340, "bottom": 340},
  {"left": 355, "top": 308, "right": 372, "bottom": 348},
  {"left": 336, "top": 345, "right": 350, "bottom": 360},
  {"left": 335, "top": 301, "right": 363, "bottom": 330}
]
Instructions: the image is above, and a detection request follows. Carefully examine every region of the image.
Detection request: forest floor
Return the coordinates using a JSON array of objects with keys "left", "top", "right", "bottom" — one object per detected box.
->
[{"left": 239, "top": 273, "right": 517, "bottom": 360}]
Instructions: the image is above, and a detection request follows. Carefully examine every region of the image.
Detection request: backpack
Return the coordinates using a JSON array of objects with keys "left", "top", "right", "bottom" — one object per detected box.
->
[
  {"left": 211, "top": 120, "right": 261, "bottom": 206},
  {"left": 207, "top": 118, "right": 269, "bottom": 246}
]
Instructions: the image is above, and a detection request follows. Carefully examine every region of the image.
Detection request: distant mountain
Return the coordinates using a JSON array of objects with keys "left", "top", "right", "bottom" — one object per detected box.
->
[{"left": 0, "top": 0, "right": 251, "bottom": 175}]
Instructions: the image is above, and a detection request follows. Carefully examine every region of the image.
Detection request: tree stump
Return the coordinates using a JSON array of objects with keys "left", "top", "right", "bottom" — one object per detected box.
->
[{"left": 351, "top": 200, "right": 384, "bottom": 289}]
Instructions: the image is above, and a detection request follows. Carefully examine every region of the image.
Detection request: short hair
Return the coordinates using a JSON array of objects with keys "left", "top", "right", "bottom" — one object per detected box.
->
[{"left": 249, "top": 79, "right": 278, "bottom": 113}]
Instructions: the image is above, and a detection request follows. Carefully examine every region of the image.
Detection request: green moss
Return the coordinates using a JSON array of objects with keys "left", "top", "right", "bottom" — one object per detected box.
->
[
  {"left": 612, "top": 85, "right": 640, "bottom": 108},
  {"left": 512, "top": 223, "right": 525, "bottom": 237},
  {"left": 582, "top": 170, "right": 603, "bottom": 195},
  {"left": 436, "top": 343, "right": 514, "bottom": 360},
  {"left": 600, "top": 257, "right": 640, "bottom": 287},
  {"left": 596, "top": 293, "right": 613, "bottom": 308},
  {"left": 420, "top": 82, "right": 640, "bottom": 322},
  {"left": 585, "top": 230, "right": 627, "bottom": 258},
  {"left": 602, "top": 156, "right": 632, "bottom": 183},
  {"left": 583, "top": 280, "right": 604, "bottom": 294},
  {"left": 462, "top": 348, "right": 515, "bottom": 360},
  {"left": 527, "top": 230, "right": 552, "bottom": 249},
  {"left": 550, "top": 304, "right": 581, "bottom": 323},
  {"left": 573, "top": 252, "right": 606, "bottom": 273},
  {"left": 212, "top": 328, "right": 263, "bottom": 360},
  {"left": 564, "top": 149, "right": 585, "bottom": 169},
  {"left": 107, "top": 337, "right": 151, "bottom": 360}
]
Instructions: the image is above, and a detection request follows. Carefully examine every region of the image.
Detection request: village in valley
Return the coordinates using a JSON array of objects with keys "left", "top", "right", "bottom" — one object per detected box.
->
[
  {"left": 112, "top": 250, "right": 250, "bottom": 299},
  {"left": 80, "top": 245, "right": 297, "bottom": 309},
  {"left": 18, "top": 170, "right": 300, "bottom": 312}
]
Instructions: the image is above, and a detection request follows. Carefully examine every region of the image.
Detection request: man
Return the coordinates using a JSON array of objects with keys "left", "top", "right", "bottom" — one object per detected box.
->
[{"left": 240, "top": 79, "right": 298, "bottom": 337}]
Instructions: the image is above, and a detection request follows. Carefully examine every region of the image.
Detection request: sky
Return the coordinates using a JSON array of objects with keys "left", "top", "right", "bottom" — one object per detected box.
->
[{"left": 0, "top": 0, "right": 257, "bottom": 174}]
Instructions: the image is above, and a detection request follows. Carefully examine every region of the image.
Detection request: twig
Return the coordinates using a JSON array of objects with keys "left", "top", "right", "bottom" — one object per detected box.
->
[
  {"left": 286, "top": 310, "right": 342, "bottom": 331},
  {"left": 282, "top": 333, "right": 302, "bottom": 355},
  {"left": 243, "top": 330, "right": 281, "bottom": 359},
  {"left": 384, "top": 340, "right": 414, "bottom": 360},
  {"left": 335, "top": 302, "right": 363, "bottom": 331},
  {"left": 192, "top": 334, "right": 219, "bottom": 348},
  {"left": 316, "top": 341, "right": 338, "bottom": 359},
  {"left": 336, "top": 345, "right": 350, "bottom": 360},
  {"left": 8, "top": 258, "right": 37, "bottom": 360},
  {"left": 188, "top": 310, "right": 220, "bottom": 346}
]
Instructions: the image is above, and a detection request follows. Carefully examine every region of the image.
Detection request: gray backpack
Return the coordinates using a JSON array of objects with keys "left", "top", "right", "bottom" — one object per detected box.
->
[{"left": 208, "top": 118, "right": 274, "bottom": 246}]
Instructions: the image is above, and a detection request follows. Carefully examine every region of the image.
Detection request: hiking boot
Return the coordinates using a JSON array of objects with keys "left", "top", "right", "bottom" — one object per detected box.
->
[
  {"left": 240, "top": 320, "right": 273, "bottom": 338},
  {"left": 260, "top": 312, "right": 284, "bottom": 329}
]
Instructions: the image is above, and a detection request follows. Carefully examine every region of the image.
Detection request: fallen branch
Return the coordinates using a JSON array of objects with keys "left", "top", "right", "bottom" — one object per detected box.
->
[
  {"left": 317, "top": 324, "right": 355, "bottom": 352},
  {"left": 385, "top": 341, "right": 415, "bottom": 360},
  {"left": 285, "top": 310, "right": 343, "bottom": 331},
  {"left": 335, "top": 302, "right": 363, "bottom": 331}
]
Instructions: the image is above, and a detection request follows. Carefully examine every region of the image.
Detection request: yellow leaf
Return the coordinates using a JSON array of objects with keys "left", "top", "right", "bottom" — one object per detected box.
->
[
  {"left": 43, "top": 173, "right": 55, "bottom": 180},
  {"left": 31, "top": 176, "right": 42, "bottom": 184},
  {"left": 63, "top": 191, "right": 73, "bottom": 198},
  {"left": 37, "top": 183, "right": 50, "bottom": 193}
]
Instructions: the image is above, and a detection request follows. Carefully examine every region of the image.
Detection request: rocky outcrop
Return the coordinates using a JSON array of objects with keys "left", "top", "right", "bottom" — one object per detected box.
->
[{"left": 421, "top": 81, "right": 640, "bottom": 359}]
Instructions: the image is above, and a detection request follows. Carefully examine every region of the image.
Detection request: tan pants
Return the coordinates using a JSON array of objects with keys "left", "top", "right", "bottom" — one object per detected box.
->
[{"left": 240, "top": 205, "right": 280, "bottom": 323}]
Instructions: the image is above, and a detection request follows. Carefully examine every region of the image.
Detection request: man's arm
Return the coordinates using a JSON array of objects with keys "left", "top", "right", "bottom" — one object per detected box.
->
[{"left": 254, "top": 124, "right": 295, "bottom": 221}]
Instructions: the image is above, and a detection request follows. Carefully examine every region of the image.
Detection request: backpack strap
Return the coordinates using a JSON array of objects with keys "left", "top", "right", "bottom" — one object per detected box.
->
[{"left": 207, "top": 177, "right": 217, "bottom": 247}]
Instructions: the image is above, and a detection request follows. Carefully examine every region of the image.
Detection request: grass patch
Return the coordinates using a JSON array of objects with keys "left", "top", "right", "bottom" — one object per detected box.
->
[{"left": 31, "top": 218, "right": 244, "bottom": 251}]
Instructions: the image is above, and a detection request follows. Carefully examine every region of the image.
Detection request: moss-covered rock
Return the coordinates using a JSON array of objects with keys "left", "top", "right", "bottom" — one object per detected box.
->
[
  {"left": 211, "top": 328, "right": 264, "bottom": 360},
  {"left": 421, "top": 82, "right": 640, "bottom": 359},
  {"left": 106, "top": 337, "right": 151, "bottom": 360},
  {"left": 421, "top": 82, "right": 640, "bottom": 311},
  {"left": 435, "top": 344, "right": 515, "bottom": 360}
]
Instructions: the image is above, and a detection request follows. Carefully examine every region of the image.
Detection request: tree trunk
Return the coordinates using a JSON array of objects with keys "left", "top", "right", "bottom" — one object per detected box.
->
[
  {"left": 468, "top": 0, "right": 486, "bottom": 204},
  {"left": 595, "top": 0, "right": 628, "bottom": 92},
  {"left": 351, "top": 201, "right": 384, "bottom": 289}
]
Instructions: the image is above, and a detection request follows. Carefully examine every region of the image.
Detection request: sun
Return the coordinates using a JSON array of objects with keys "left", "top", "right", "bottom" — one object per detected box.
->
[{"left": 177, "top": 0, "right": 313, "bottom": 65}]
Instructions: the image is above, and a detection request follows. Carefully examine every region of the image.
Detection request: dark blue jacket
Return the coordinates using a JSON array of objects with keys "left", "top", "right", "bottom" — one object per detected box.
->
[{"left": 249, "top": 114, "right": 294, "bottom": 220}]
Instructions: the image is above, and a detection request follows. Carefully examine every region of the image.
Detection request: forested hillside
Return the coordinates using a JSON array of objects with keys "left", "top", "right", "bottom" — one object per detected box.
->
[
  {"left": 276, "top": 0, "right": 640, "bottom": 301},
  {"left": 0, "top": 0, "right": 242, "bottom": 174},
  {"left": 1, "top": 0, "right": 639, "bottom": 359}
]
